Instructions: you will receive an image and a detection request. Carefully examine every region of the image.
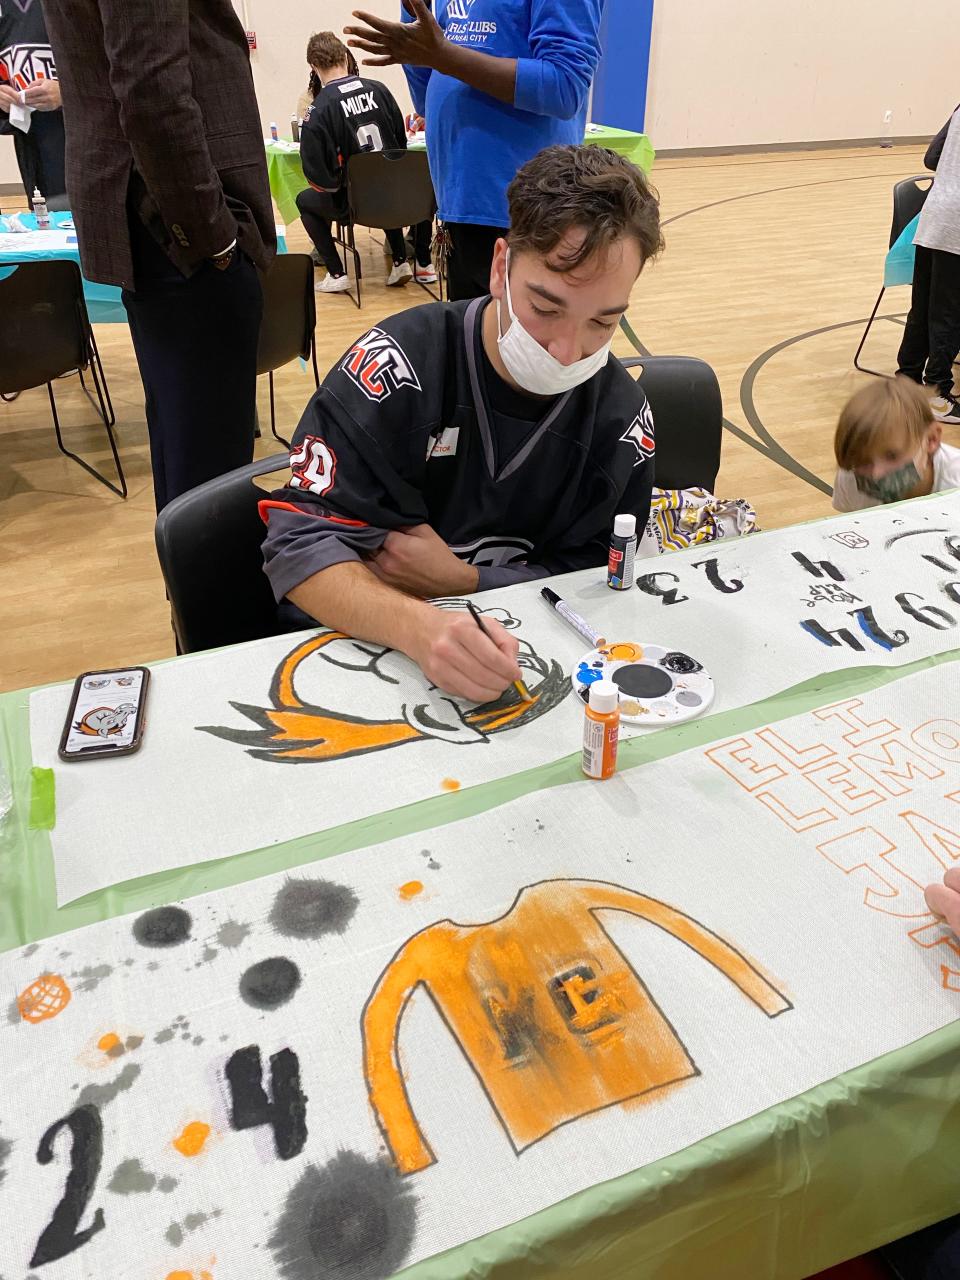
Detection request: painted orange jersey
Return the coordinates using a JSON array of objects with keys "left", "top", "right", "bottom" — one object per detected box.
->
[{"left": 363, "top": 879, "right": 791, "bottom": 1175}]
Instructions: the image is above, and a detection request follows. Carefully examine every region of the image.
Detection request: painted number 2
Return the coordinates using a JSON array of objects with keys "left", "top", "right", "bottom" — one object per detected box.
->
[
  {"left": 30, "top": 1104, "right": 106, "bottom": 1267},
  {"left": 290, "top": 435, "right": 338, "bottom": 497}
]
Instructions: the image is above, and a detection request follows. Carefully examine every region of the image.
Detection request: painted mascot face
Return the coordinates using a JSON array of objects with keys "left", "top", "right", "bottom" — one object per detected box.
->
[{"left": 199, "top": 603, "right": 569, "bottom": 764}]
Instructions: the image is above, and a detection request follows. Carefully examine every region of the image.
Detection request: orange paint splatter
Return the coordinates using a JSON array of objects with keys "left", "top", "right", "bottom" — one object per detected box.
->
[
  {"left": 17, "top": 973, "right": 71, "bottom": 1023},
  {"left": 440, "top": 777, "right": 461, "bottom": 792},
  {"left": 165, "top": 1272, "right": 213, "bottom": 1280},
  {"left": 172, "top": 1121, "right": 211, "bottom": 1157},
  {"left": 97, "top": 1032, "right": 121, "bottom": 1053},
  {"left": 398, "top": 881, "right": 424, "bottom": 900}
]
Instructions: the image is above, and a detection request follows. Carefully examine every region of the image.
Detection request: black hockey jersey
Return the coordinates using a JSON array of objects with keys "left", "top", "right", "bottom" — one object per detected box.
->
[
  {"left": 260, "top": 297, "right": 655, "bottom": 602},
  {"left": 0, "top": 0, "right": 56, "bottom": 94},
  {"left": 300, "top": 73, "right": 407, "bottom": 192}
]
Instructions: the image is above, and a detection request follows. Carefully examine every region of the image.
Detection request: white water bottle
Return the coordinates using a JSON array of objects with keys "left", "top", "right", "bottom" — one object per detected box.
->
[
  {"left": 880, "top": 109, "right": 893, "bottom": 148},
  {"left": 32, "top": 187, "right": 50, "bottom": 229}
]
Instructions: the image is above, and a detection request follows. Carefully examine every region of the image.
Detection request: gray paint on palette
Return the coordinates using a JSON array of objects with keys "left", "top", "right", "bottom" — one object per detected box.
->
[
  {"left": 216, "top": 920, "right": 252, "bottom": 949},
  {"left": 239, "top": 957, "right": 301, "bottom": 1010}
]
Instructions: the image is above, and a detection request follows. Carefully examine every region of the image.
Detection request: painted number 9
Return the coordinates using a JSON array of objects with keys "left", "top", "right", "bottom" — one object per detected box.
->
[{"left": 290, "top": 435, "right": 338, "bottom": 497}]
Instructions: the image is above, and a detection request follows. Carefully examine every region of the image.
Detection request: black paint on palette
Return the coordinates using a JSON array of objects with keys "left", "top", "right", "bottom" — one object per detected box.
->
[
  {"left": 612, "top": 664, "right": 673, "bottom": 699},
  {"left": 225, "top": 1045, "right": 308, "bottom": 1160},
  {"left": 132, "top": 906, "right": 192, "bottom": 948},
  {"left": 270, "top": 877, "right": 359, "bottom": 940},
  {"left": 240, "top": 956, "right": 302, "bottom": 1009},
  {"left": 661, "top": 651, "right": 703, "bottom": 674},
  {"left": 269, "top": 1151, "right": 417, "bottom": 1280}
]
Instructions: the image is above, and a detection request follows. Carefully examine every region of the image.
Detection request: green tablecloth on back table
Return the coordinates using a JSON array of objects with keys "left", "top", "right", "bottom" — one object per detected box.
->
[
  {"left": 2, "top": 518, "right": 959, "bottom": 1279},
  {"left": 265, "top": 124, "right": 656, "bottom": 228}
]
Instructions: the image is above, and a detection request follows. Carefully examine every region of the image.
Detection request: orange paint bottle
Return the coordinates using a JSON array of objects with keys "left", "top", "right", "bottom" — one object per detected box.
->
[{"left": 581, "top": 680, "right": 620, "bottom": 780}]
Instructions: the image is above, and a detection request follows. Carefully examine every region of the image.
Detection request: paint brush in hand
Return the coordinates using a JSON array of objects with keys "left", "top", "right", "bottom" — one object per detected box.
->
[{"left": 465, "top": 600, "right": 532, "bottom": 703}]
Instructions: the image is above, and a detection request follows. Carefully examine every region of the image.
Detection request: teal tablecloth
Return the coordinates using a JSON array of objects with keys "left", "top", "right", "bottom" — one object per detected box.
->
[{"left": 0, "top": 212, "right": 289, "bottom": 323}]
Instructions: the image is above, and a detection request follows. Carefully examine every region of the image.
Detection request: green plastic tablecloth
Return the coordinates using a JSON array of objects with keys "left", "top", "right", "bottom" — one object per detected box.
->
[
  {"left": 2, "top": 632, "right": 959, "bottom": 1277},
  {"left": 265, "top": 124, "right": 656, "bottom": 228}
]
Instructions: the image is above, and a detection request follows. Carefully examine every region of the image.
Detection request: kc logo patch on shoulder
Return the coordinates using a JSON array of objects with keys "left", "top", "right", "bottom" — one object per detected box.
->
[
  {"left": 619, "top": 402, "right": 656, "bottom": 465},
  {"left": 339, "top": 327, "right": 422, "bottom": 403}
]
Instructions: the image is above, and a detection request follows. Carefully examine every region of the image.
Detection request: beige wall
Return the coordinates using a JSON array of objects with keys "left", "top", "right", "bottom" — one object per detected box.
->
[
  {"left": 645, "top": 0, "right": 958, "bottom": 151},
  {"left": 237, "top": 0, "right": 414, "bottom": 134}
]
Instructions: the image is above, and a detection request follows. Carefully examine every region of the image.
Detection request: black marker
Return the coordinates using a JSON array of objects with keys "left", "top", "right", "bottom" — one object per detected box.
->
[{"left": 540, "top": 588, "right": 606, "bottom": 648}]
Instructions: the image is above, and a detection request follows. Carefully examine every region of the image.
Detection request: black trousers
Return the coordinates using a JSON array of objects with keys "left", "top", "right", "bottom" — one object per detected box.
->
[
  {"left": 897, "top": 244, "right": 960, "bottom": 396},
  {"left": 296, "top": 187, "right": 431, "bottom": 275},
  {"left": 444, "top": 221, "right": 505, "bottom": 301},
  {"left": 12, "top": 109, "right": 66, "bottom": 198},
  {"left": 121, "top": 220, "right": 263, "bottom": 512}
]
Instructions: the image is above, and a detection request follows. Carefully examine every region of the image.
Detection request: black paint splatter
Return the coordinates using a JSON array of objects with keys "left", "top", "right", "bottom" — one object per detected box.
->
[
  {"left": 269, "top": 1152, "right": 417, "bottom": 1280},
  {"left": 269, "top": 878, "right": 359, "bottom": 940},
  {"left": 132, "top": 906, "right": 192, "bottom": 948},
  {"left": 661, "top": 651, "right": 703, "bottom": 674},
  {"left": 239, "top": 957, "right": 301, "bottom": 1010}
]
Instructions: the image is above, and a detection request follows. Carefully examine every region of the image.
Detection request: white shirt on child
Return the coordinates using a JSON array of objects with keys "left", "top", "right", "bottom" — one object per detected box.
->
[{"left": 833, "top": 442, "right": 960, "bottom": 512}]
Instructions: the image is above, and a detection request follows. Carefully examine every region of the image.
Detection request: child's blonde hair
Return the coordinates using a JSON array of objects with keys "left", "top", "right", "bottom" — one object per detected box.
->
[{"left": 835, "top": 378, "right": 934, "bottom": 470}]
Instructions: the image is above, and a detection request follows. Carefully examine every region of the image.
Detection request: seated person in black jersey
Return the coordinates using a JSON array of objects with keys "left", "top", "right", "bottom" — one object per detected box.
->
[
  {"left": 262, "top": 143, "right": 663, "bottom": 702},
  {"left": 295, "top": 31, "right": 435, "bottom": 293}
]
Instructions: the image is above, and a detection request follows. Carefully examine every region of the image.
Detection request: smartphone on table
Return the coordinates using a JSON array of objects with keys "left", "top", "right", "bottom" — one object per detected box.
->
[{"left": 58, "top": 666, "right": 150, "bottom": 762}]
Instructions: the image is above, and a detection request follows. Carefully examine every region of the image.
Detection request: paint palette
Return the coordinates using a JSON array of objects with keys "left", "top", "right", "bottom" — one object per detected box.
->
[{"left": 573, "top": 642, "right": 715, "bottom": 725}]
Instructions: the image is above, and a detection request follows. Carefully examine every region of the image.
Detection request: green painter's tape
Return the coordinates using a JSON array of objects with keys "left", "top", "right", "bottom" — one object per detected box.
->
[{"left": 28, "top": 766, "right": 55, "bottom": 829}]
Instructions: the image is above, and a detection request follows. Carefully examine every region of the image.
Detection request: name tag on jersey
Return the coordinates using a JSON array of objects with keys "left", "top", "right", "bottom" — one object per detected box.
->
[{"left": 427, "top": 427, "right": 460, "bottom": 460}]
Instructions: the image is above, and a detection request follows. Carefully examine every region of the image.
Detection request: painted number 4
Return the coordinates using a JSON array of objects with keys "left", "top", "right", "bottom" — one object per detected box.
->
[{"left": 290, "top": 435, "right": 337, "bottom": 497}]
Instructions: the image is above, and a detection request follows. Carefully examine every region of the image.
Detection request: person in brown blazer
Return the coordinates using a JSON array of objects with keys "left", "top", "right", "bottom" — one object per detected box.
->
[{"left": 44, "top": 0, "right": 277, "bottom": 510}]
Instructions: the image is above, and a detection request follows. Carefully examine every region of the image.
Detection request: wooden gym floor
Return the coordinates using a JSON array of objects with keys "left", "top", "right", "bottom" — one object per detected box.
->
[{"left": 0, "top": 143, "right": 945, "bottom": 693}]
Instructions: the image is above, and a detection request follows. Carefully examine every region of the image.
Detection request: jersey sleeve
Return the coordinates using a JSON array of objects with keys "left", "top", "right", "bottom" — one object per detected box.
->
[
  {"left": 261, "top": 320, "right": 441, "bottom": 603},
  {"left": 300, "top": 103, "right": 341, "bottom": 191}
]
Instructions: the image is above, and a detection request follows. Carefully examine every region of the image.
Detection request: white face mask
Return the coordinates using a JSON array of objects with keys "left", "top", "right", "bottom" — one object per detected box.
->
[{"left": 495, "top": 251, "right": 615, "bottom": 396}]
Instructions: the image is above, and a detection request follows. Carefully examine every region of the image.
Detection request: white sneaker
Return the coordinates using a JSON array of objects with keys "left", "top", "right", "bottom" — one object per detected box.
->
[
  {"left": 386, "top": 261, "right": 413, "bottom": 287},
  {"left": 316, "top": 273, "right": 351, "bottom": 294},
  {"left": 414, "top": 263, "right": 438, "bottom": 283},
  {"left": 930, "top": 394, "right": 960, "bottom": 424}
]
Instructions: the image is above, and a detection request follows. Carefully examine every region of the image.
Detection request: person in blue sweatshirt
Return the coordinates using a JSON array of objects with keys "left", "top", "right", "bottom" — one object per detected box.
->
[{"left": 345, "top": 0, "right": 604, "bottom": 300}]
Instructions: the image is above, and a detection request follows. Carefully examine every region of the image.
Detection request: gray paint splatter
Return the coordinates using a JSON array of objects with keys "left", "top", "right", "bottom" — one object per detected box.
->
[
  {"left": 6, "top": 998, "right": 21, "bottom": 1025},
  {"left": 269, "top": 1151, "right": 417, "bottom": 1280},
  {"left": 0, "top": 1134, "right": 11, "bottom": 1186},
  {"left": 199, "top": 945, "right": 219, "bottom": 965},
  {"left": 108, "top": 1158, "right": 156, "bottom": 1195},
  {"left": 269, "top": 878, "right": 358, "bottom": 940},
  {"left": 22, "top": 942, "right": 39, "bottom": 957},
  {"left": 420, "top": 851, "right": 441, "bottom": 871},
  {"left": 147, "top": 961, "right": 160, "bottom": 971},
  {"left": 132, "top": 906, "right": 192, "bottom": 948},
  {"left": 154, "top": 1026, "right": 176, "bottom": 1044},
  {"left": 166, "top": 1209, "right": 218, "bottom": 1247},
  {"left": 125, "top": 1035, "right": 143, "bottom": 1051},
  {"left": 240, "top": 957, "right": 301, "bottom": 1010},
  {"left": 158, "top": 1176, "right": 178, "bottom": 1193},
  {"left": 105, "top": 1040, "right": 126, "bottom": 1059},
  {"left": 77, "top": 1063, "right": 141, "bottom": 1110},
  {"left": 216, "top": 919, "right": 251, "bottom": 949},
  {"left": 72, "top": 963, "right": 114, "bottom": 993},
  {"left": 192, "top": 1035, "right": 204, "bottom": 1046}
]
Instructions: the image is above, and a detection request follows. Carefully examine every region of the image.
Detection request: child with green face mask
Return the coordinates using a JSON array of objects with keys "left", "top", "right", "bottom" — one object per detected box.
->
[{"left": 832, "top": 376, "right": 960, "bottom": 512}]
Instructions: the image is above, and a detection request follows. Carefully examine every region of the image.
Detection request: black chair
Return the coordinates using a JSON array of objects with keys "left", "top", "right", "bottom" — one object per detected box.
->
[
  {"left": 334, "top": 149, "right": 440, "bottom": 309},
  {"left": 619, "top": 355, "right": 723, "bottom": 491},
  {"left": 256, "top": 252, "right": 320, "bottom": 449},
  {"left": 0, "top": 258, "right": 124, "bottom": 496},
  {"left": 853, "top": 174, "right": 932, "bottom": 378},
  {"left": 154, "top": 451, "right": 289, "bottom": 653}
]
